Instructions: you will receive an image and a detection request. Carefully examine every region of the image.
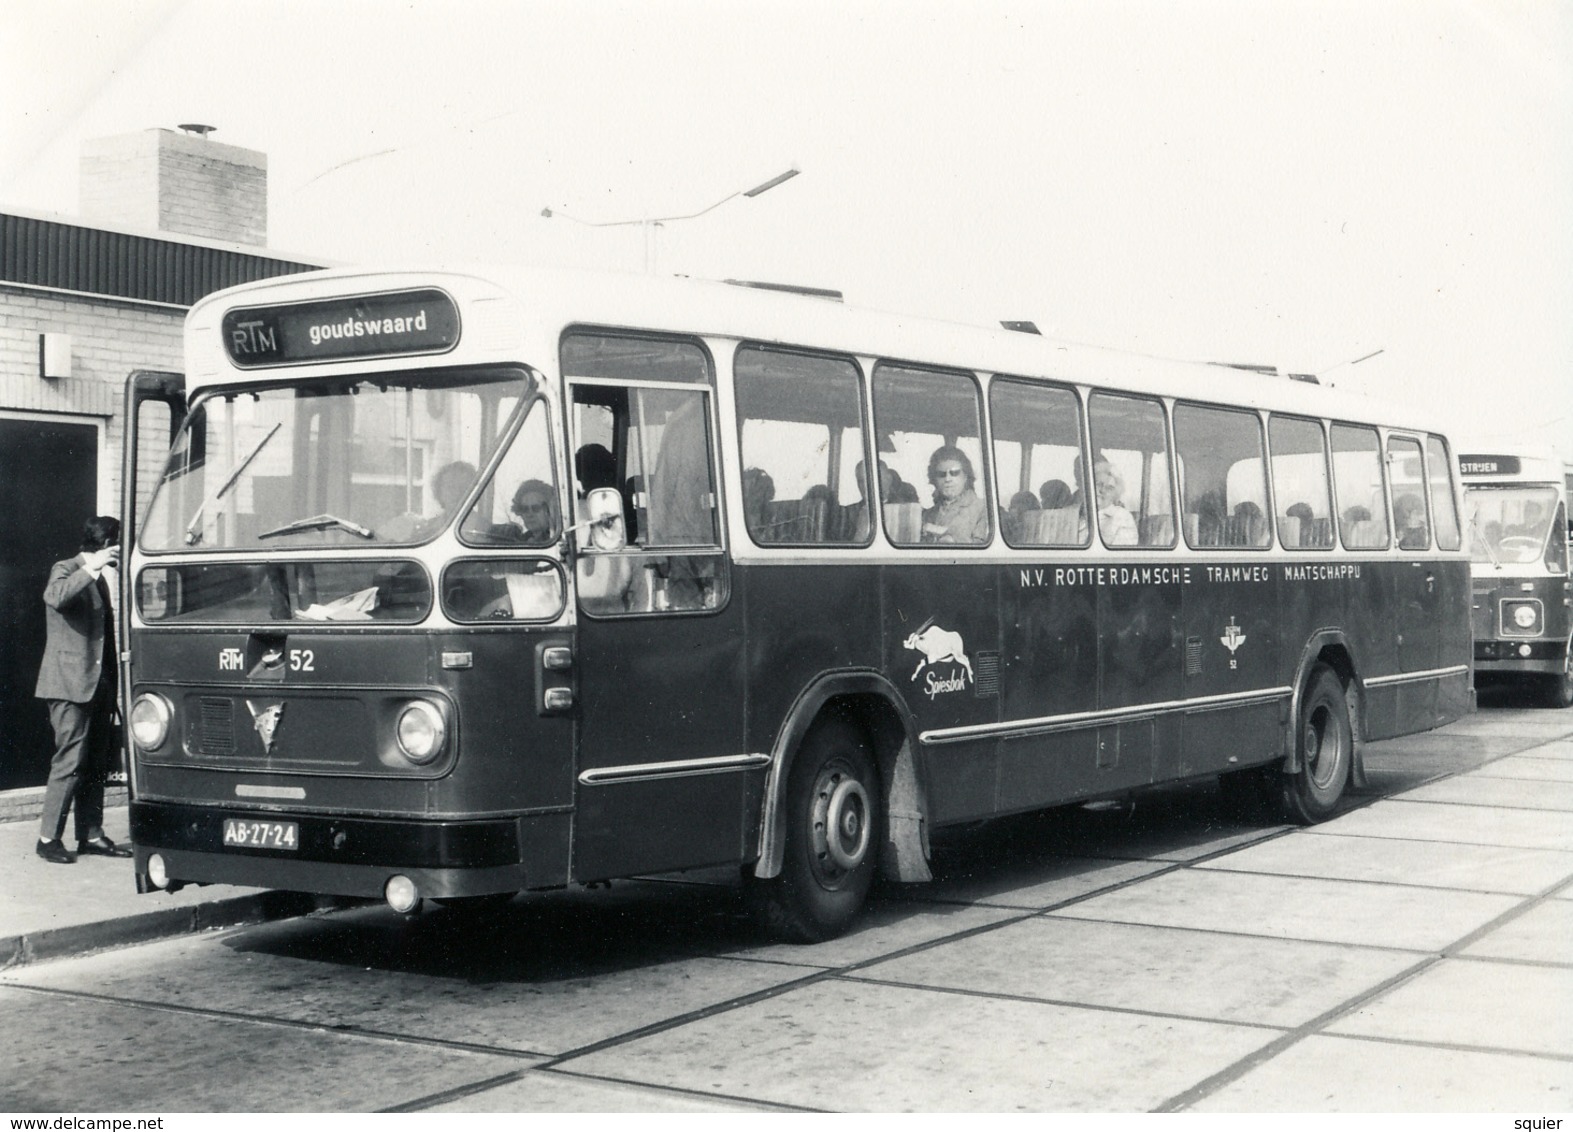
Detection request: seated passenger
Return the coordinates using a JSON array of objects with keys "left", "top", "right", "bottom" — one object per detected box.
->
[
  {"left": 1232, "top": 499, "right": 1266, "bottom": 545},
  {"left": 742, "top": 467, "right": 776, "bottom": 539},
  {"left": 1038, "top": 479, "right": 1074, "bottom": 510},
  {"left": 1395, "top": 494, "right": 1429, "bottom": 549},
  {"left": 1093, "top": 458, "right": 1138, "bottom": 546},
  {"left": 921, "top": 446, "right": 989, "bottom": 544},
  {"left": 1005, "top": 490, "right": 1040, "bottom": 541},
  {"left": 508, "top": 479, "right": 560, "bottom": 546},
  {"left": 1285, "top": 501, "right": 1316, "bottom": 546}
]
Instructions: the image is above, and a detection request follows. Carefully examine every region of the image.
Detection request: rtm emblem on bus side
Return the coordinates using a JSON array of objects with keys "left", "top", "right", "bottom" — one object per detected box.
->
[
  {"left": 1220, "top": 618, "right": 1247, "bottom": 669},
  {"left": 904, "top": 620, "right": 974, "bottom": 700}
]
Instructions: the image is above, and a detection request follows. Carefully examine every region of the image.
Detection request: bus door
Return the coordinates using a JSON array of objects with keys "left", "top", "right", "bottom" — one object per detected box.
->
[
  {"left": 1388, "top": 434, "right": 1439, "bottom": 730},
  {"left": 563, "top": 335, "right": 746, "bottom": 881}
]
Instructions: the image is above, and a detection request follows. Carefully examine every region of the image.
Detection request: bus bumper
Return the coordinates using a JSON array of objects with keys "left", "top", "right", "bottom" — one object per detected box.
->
[
  {"left": 1475, "top": 639, "right": 1567, "bottom": 676},
  {"left": 130, "top": 800, "right": 549, "bottom": 900}
]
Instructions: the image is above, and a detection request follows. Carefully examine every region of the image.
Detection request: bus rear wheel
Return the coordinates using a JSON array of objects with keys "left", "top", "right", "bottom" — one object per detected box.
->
[
  {"left": 748, "top": 717, "right": 880, "bottom": 943},
  {"left": 1282, "top": 665, "right": 1352, "bottom": 824}
]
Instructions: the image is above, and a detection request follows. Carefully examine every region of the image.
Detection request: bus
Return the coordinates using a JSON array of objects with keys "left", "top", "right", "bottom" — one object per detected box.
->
[
  {"left": 120, "top": 266, "right": 1473, "bottom": 940},
  {"left": 1458, "top": 450, "right": 1572, "bottom": 706}
]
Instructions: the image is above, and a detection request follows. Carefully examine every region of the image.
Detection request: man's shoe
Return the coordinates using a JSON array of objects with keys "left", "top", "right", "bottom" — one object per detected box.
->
[
  {"left": 77, "top": 836, "right": 131, "bottom": 858},
  {"left": 36, "top": 840, "right": 75, "bottom": 864}
]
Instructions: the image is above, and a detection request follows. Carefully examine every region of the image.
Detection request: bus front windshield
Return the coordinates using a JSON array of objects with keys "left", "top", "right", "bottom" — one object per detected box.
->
[
  {"left": 140, "top": 367, "right": 534, "bottom": 552},
  {"left": 1466, "top": 485, "right": 1559, "bottom": 565}
]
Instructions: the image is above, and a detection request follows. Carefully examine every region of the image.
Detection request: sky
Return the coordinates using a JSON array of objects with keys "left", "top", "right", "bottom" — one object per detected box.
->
[{"left": 4, "top": 0, "right": 1570, "bottom": 459}]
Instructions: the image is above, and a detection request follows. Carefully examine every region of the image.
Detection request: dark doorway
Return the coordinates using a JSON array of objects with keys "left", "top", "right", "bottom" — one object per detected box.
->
[{"left": 0, "top": 417, "right": 100, "bottom": 790}]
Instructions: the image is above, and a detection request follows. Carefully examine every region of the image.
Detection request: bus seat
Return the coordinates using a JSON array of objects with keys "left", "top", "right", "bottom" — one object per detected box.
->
[
  {"left": 1309, "top": 518, "right": 1334, "bottom": 547},
  {"left": 883, "top": 502, "right": 923, "bottom": 543},
  {"left": 758, "top": 497, "right": 829, "bottom": 543},
  {"left": 1025, "top": 505, "right": 1083, "bottom": 545},
  {"left": 1139, "top": 514, "right": 1174, "bottom": 546},
  {"left": 1277, "top": 514, "right": 1301, "bottom": 547},
  {"left": 1344, "top": 519, "right": 1386, "bottom": 548}
]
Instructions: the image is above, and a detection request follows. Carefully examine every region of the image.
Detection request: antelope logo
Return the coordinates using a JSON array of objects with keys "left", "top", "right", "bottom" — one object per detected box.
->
[
  {"left": 246, "top": 700, "right": 285, "bottom": 753},
  {"left": 902, "top": 619, "right": 974, "bottom": 698}
]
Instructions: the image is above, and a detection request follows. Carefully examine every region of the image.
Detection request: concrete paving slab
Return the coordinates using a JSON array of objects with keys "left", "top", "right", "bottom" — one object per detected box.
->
[
  {"left": 3, "top": 918, "right": 820, "bottom": 1057},
  {"left": 1512, "top": 739, "right": 1573, "bottom": 761},
  {"left": 1306, "top": 799, "right": 1573, "bottom": 852},
  {"left": 851, "top": 915, "right": 1421, "bottom": 1028},
  {"left": 1432, "top": 714, "right": 1573, "bottom": 739},
  {"left": 718, "top": 898, "right": 1022, "bottom": 968},
  {"left": 563, "top": 977, "right": 1276, "bottom": 1111},
  {"left": 1051, "top": 867, "right": 1522, "bottom": 951},
  {"left": 1472, "top": 754, "right": 1573, "bottom": 782},
  {"left": 1327, "top": 957, "right": 1573, "bottom": 1056},
  {"left": 428, "top": 1068, "right": 773, "bottom": 1112},
  {"left": 908, "top": 854, "right": 1172, "bottom": 909},
  {"left": 0, "top": 983, "right": 528, "bottom": 1111},
  {"left": 1195, "top": 831, "right": 1573, "bottom": 895},
  {"left": 1457, "top": 899, "right": 1573, "bottom": 965},
  {"left": 1187, "top": 1033, "right": 1573, "bottom": 1112},
  {"left": 1398, "top": 775, "right": 1573, "bottom": 812}
]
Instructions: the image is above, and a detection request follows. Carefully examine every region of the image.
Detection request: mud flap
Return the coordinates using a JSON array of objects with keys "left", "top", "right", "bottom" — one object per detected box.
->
[{"left": 880, "top": 739, "right": 931, "bottom": 883}]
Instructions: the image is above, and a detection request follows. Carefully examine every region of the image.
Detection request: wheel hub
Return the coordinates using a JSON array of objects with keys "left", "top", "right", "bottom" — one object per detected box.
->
[{"left": 811, "top": 768, "right": 871, "bottom": 878}]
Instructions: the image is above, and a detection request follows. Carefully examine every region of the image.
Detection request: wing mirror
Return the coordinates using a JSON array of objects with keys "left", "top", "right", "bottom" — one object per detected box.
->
[{"left": 576, "top": 487, "right": 627, "bottom": 552}]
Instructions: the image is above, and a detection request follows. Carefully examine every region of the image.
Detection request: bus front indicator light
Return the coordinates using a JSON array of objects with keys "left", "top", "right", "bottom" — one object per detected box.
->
[
  {"left": 394, "top": 701, "right": 446, "bottom": 764},
  {"left": 147, "top": 853, "right": 169, "bottom": 889},
  {"left": 129, "top": 693, "right": 173, "bottom": 751},
  {"left": 385, "top": 875, "right": 420, "bottom": 913}
]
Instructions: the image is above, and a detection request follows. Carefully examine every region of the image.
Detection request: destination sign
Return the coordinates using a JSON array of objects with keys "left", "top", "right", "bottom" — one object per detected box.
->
[
  {"left": 222, "top": 289, "right": 460, "bottom": 367},
  {"left": 1458, "top": 454, "right": 1520, "bottom": 477}
]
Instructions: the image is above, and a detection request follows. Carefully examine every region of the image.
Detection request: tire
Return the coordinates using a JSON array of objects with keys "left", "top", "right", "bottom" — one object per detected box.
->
[
  {"left": 748, "top": 717, "right": 880, "bottom": 942},
  {"left": 1544, "top": 644, "right": 1573, "bottom": 709},
  {"left": 1281, "top": 665, "right": 1353, "bottom": 824}
]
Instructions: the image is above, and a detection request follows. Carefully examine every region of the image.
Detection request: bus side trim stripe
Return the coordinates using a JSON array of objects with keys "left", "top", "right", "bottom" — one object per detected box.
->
[
  {"left": 579, "top": 753, "right": 772, "bottom": 785},
  {"left": 920, "top": 686, "right": 1294, "bottom": 746},
  {"left": 1363, "top": 664, "right": 1471, "bottom": 689}
]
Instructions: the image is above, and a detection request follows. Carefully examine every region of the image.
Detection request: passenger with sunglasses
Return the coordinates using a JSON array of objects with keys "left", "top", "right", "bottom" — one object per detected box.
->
[
  {"left": 509, "top": 479, "right": 560, "bottom": 546},
  {"left": 921, "top": 445, "right": 989, "bottom": 544}
]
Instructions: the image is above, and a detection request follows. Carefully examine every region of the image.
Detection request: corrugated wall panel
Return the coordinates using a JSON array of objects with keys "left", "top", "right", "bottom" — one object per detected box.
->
[{"left": 0, "top": 213, "right": 319, "bottom": 307}]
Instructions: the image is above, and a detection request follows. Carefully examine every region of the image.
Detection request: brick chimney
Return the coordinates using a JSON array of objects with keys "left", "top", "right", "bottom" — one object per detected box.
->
[{"left": 79, "top": 127, "right": 267, "bottom": 246}]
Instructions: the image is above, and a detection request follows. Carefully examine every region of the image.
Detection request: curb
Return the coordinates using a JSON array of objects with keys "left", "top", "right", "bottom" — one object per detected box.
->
[{"left": 0, "top": 889, "right": 319, "bottom": 970}]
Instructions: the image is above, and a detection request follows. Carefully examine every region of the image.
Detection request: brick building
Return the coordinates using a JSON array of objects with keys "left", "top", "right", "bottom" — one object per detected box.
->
[{"left": 0, "top": 128, "right": 323, "bottom": 791}]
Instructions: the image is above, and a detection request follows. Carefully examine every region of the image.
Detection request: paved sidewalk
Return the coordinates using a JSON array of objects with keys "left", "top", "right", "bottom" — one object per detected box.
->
[{"left": 0, "top": 803, "right": 312, "bottom": 968}]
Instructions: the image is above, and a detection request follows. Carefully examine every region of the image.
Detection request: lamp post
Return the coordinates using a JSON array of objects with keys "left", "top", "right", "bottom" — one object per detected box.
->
[{"left": 541, "top": 167, "right": 800, "bottom": 273}]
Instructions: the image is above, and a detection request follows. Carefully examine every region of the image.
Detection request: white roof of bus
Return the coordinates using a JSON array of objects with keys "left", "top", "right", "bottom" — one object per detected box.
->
[{"left": 187, "top": 263, "right": 1449, "bottom": 435}]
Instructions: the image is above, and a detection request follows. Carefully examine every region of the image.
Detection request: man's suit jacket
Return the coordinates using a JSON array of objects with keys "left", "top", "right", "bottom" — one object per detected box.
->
[{"left": 34, "top": 555, "right": 113, "bottom": 704}]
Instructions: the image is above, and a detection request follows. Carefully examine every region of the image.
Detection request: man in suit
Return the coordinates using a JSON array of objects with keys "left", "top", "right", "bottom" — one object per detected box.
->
[{"left": 35, "top": 515, "right": 131, "bottom": 863}]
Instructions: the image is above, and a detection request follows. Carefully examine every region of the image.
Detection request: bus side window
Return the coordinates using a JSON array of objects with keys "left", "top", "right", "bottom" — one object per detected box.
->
[
  {"left": 871, "top": 363, "right": 990, "bottom": 547},
  {"left": 988, "top": 378, "right": 1087, "bottom": 548},
  {"left": 1087, "top": 392, "right": 1175, "bottom": 549},
  {"left": 1269, "top": 415, "right": 1334, "bottom": 549},
  {"left": 1425, "top": 435, "right": 1462, "bottom": 551},
  {"left": 1331, "top": 424, "right": 1390, "bottom": 549},
  {"left": 734, "top": 345, "right": 868, "bottom": 547},
  {"left": 1388, "top": 435, "right": 1430, "bottom": 550},
  {"left": 1174, "top": 403, "right": 1271, "bottom": 549}
]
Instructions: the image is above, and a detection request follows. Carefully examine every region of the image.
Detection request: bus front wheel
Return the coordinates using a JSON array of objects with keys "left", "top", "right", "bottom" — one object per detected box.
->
[
  {"left": 1282, "top": 665, "right": 1352, "bottom": 824},
  {"left": 749, "top": 717, "right": 880, "bottom": 942}
]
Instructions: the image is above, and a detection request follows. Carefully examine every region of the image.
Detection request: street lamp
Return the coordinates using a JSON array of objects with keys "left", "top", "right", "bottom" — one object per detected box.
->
[{"left": 541, "top": 167, "right": 800, "bottom": 273}]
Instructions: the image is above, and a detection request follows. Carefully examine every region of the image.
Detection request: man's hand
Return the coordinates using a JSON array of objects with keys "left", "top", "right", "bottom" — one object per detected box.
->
[{"left": 83, "top": 545, "right": 119, "bottom": 574}]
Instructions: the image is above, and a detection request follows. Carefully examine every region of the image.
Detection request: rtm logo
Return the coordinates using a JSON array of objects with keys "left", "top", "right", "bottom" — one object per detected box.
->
[{"left": 219, "top": 647, "right": 245, "bottom": 671}]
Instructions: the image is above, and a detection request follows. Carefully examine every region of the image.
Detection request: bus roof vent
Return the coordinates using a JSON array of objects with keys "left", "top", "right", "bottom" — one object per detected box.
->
[
  {"left": 1000, "top": 321, "right": 1041, "bottom": 334},
  {"left": 723, "top": 279, "right": 843, "bottom": 301},
  {"left": 1208, "top": 361, "right": 1320, "bottom": 384}
]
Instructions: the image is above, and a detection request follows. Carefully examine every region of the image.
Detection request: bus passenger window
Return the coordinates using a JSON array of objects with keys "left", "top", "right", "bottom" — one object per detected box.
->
[
  {"left": 871, "top": 363, "right": 990, "bottom": 547},
  {"left": 1269, "top": 416, "right": 1334, "bottom": 549},
  {"left": 1331, "top": 424, "right": 1390, "bottom": 549},
  {"left": 1087, "top": 392, "right": 1174, "bottom": 548},
  {"left": 1426, "top": 435, "right": 1462, "bottom": 551},
  {"left": 1389, "top": 435, "right": 1430, "bottom": 550},
  {"left": 1174, "top": 403, "right": 1270, "bottom": 549},
  {"left": 734, "top": 345, "right": 868, "bottom": 547},
  {"left": 989, "top": 378, "right": 1087, "bottom": 548}
]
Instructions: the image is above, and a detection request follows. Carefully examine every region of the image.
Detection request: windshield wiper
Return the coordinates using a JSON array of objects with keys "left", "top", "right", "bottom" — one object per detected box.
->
[
  {"left": 185, "top": 423, "right": 282, "bottom": 545},
  {"left": 257, "top": 513, "right": 375, "bottom": 541},
  {"left": 1467, "top": 507, "right": 1501, "bottom": 570}
]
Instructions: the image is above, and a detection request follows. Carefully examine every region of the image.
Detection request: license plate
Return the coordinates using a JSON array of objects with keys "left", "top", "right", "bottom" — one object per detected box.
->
[{"left": 222, "top": 818, "right": 299, "bottom": 850}]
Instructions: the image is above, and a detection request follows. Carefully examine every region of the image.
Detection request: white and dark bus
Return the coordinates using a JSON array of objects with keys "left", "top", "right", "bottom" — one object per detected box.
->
[
  {"left": 121, "top": 267, "right": 1473, "bottom": 939},
  {"left": 1459, "top": 450, "right": 1572, "bottom": 706}
]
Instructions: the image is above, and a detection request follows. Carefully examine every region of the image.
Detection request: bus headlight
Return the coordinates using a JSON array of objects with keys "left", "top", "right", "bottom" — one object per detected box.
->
[
  {"left": 1512, "top": 604, "right": 1539, "bottom": 629},
  {"left": 129, "top": 693, "right": 173, "bottom": 751},
  {"left": 394, "top": 700, "right": 446, "bottom": 764}
]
